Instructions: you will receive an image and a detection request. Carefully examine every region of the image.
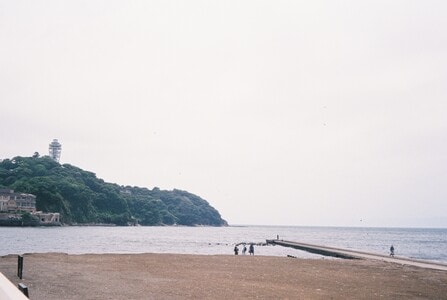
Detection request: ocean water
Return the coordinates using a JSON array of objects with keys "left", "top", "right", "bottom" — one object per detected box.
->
[{"left": 1, "top": 226, "right": 446, "bottom": 263}]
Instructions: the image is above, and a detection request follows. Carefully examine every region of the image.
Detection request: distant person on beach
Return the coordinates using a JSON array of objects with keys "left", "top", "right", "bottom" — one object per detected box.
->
[
  {"left": 242, "top": 245, "right": 247, "bottom": 255},
  {"left": 249, "top": 244, "right": 254, "bottom": 255},
  {"left": 390, "top": 245, "right": 395, "bottom": 257},
  {"left": 234, "top": 245, "right": 239, "bottom": 255}
]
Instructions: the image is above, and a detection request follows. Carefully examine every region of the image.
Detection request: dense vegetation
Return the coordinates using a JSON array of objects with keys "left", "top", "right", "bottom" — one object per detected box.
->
[{"left": 0, "top": 155, "right": 227, "bottom": 226}]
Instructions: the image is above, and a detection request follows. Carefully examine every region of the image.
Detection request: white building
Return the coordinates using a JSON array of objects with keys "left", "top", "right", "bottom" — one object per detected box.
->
[{"left": 49, "top": 139, "right": 62, "bottom": 162}]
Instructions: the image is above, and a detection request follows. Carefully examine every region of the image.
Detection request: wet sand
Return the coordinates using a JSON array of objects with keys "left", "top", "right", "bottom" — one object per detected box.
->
[{"left": 1, "top": 253, "right": 446, "bottom": 299}]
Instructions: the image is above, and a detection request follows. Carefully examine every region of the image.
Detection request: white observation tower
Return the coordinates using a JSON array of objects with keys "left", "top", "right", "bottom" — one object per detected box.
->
[{"left": 49, "top": 139, "right": 62, "bottom": 162}]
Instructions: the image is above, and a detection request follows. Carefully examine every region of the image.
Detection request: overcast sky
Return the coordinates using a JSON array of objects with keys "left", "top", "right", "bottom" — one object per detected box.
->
[{"left": 1, "top": 0, "right": 446, "bottom": 227}]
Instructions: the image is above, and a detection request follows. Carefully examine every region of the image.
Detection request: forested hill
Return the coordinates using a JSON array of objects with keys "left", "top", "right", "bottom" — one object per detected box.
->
[{"left": 0, "top": 156, "right": 227, "bottom": 226}]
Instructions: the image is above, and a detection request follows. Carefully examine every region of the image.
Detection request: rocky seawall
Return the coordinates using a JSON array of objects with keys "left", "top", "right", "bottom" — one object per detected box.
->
[{"left": 0, "top": 213, "right": 61, "bottom": 227}]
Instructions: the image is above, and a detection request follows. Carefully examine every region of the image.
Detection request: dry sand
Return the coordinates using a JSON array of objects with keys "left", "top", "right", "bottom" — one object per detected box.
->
[{"left": 1, "top": 253, "right": 446, "bottom": 299}]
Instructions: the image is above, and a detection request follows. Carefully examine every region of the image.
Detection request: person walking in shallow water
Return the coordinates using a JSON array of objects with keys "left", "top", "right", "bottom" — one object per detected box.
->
[
  {"left": 249, "top": 244, "right": 254, "bottom": 255},
  {"left": 390, "top": 245, "right": 395, "bottom": 257}
]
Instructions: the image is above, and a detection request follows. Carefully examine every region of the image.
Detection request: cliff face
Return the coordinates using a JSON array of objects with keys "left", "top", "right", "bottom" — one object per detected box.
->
[{"left": 0, "top": 156, "right": 227, "bottom": 226}]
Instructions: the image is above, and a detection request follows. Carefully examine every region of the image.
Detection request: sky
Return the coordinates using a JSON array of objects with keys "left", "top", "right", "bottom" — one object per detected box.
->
[{"left": 1, "top": 0, "right": 446, "bottom": 227}]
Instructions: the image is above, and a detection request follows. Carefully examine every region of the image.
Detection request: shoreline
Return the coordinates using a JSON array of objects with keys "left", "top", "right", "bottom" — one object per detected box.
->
[
  {"left": 1, "top": 226, "right": 446, "bottom": 263},
  {"left": 1, "top": 252, "right": 446, "bottom": 299}
]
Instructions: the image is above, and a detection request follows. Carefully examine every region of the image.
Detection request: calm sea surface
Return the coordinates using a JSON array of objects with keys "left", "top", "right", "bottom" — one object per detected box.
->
[{"left": 1, "top": 226, "right": 446, "bottom": 263}]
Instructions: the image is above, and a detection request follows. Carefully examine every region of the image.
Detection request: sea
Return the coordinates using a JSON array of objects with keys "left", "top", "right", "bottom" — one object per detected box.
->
[{"left": 1, "top": 226, "right": 446, "bottom": 264}]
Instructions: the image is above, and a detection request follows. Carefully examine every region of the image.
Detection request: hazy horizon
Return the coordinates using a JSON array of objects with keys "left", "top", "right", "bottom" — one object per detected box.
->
[{"left": 1, "top": 0, "right": 446, "bottom": 228}]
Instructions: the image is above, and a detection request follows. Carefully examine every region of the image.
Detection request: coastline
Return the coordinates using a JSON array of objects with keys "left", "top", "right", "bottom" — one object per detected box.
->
[{"left": 1, "top": 252, "right": 446, "bottom": 299}]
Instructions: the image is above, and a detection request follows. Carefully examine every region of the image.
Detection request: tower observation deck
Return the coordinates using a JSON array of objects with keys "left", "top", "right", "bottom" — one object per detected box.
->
[{"left": 49, "top": 139, "right": 62, "bottom": 162}]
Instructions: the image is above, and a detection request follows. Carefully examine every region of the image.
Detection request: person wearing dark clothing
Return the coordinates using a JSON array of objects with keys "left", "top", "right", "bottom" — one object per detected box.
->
[
  {"left": 242, "top": 245, "right": 247, "bottom": 255},
  {"left": 390, "top": 245, "right": 395, "bottom": 257},
  {"left": 249, "top": 244, "right": 254, "bottom": 255},
  {"left": 234, "top": 245, "right": 239, "bottom": 255}
]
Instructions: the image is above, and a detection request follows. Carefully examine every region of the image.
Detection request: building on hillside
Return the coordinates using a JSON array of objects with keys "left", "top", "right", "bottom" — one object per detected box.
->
[
  {"left": 0, "top": 189, "right": 36, "bottom": 213},
  {"left": 0, "top": 189, "right": 61, "bottom": 225}
]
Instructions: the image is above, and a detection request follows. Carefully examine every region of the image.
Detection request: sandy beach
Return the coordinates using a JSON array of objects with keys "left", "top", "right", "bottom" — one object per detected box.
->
[{"left": 1, "top": 253, "right": 446, "bottom": 299}]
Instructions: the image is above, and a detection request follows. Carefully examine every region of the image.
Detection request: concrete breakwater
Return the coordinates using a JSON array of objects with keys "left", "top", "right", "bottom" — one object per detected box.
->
[
  {"left": 266, "top": 239, "right": 358, "bottom": 259},
  {"left": 267, "top": 239, "right": 447, "bottom": 271}
]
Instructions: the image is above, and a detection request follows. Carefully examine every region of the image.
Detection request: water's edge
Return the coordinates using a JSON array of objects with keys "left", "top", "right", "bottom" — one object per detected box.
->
[{"left": 1, "top": 226, "right": 446, "bottom": 263}]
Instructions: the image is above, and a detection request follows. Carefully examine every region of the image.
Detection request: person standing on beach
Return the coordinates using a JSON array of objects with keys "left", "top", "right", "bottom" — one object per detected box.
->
[
  {"left": 234, "top": 245, "right": 239, "bottom": 255},
  {"left": 249, "top": 244, "right": 254, "bottom": 255},
  {"left": 390, "top": 245, "right": 395, "bottom": 257},
  {"left": 242, "top": 245, "right": 247, "bottom": 255}
]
